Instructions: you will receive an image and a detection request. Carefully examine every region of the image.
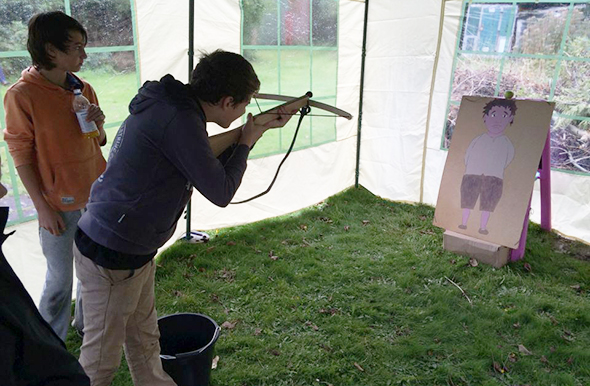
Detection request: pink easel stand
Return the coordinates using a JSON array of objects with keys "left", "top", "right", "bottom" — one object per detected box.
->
[{"left": 510, "top": 131, "right": 552, "bottom": 261}]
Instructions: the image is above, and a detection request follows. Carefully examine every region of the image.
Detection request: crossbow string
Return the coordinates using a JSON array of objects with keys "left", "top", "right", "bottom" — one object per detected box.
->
[{"left": 230, "top": 92, "right": 352, "bottom": 204}]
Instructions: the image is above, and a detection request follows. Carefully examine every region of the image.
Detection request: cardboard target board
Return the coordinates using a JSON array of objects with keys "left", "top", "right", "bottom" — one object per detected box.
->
[{"left": 434, "top": 96, "right": 554, "bottom": 248}]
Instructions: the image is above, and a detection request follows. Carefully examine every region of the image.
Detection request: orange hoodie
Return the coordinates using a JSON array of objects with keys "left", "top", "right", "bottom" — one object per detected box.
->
[{"left": 3, "top": 67, "right": 107, "bottom": 211}]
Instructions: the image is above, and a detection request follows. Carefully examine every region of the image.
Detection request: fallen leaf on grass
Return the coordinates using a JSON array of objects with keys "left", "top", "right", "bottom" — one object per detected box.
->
[
  {"left": 361, "top": 220, "right": 370, "bottom": 226},
  {"left": 226, "top": 241, "right": 236, "bottom": 246},
  {"left": 540, "top": 355, "right": 549, "bottom": 364},
  {"left": 206, "top": 246, "right": 216, "bottom": 253},
  {"left": 269, "top": 251, "right": 279, "bottom": 261},
  {"left": 513, "top": 322, "right": 521, "bottom": 329},
  {"left": 449, "top": 259, "right": 456, "bottom": 265},
  {"left": 344, "top": 225, "right": 350, "bottom": 231},
  {"left": 353, "top": 362, "right": 364, "bottom": 372},
  {"left": 508, "top": 353, "right": 518, "bottom": 363},
  {"left": 173, "top": 290, "right": 184, "bottom": 297},
  {"left": 468, "top": 258, "right": 479, "bottom": 267},
  {"left": 254, "top": 328, "right": 262, "bottom": 336},
  {"left": 492, "top": 361, "right": 508, "bottom": 374},
  {"left": 518, "top": 344, "right": 533, "bottom": 355},
  {"left": 221, "top": 321, "right": 237, "bottom": 330},
  {"left": 523, "top": 262, "right": 532, "bottom": 272},
  {"left": 211, "top": 355, "right": 219, "bottom": 369},
  {"left": 305, "top": 321, "right": 319, "bottom": 331},
  {"left": 299, "top": 224, "right": 308, "bottom": 231}
]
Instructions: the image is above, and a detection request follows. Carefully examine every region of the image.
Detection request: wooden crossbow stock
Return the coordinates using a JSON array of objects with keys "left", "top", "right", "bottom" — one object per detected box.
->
[{"left": 208, "top": 91, "right": 352, "bottom": 157}]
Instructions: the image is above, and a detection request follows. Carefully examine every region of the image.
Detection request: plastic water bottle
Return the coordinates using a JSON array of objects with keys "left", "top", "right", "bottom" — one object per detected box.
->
[{"left": 73, "top": 89, "right": 99, "bottom": 139}]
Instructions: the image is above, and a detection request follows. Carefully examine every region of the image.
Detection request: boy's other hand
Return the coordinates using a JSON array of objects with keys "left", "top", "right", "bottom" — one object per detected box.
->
[
  {"left": 264, "top": 106, "right": 296, "bottom": 129},
  {"left": 238, "top": 107, "right": 297, "bottom": 148},
  {"left": 86, "top": 104, "right": 105, "bottom": 127},
  {"left": 38, "top": 205, "right": 66, "bottom": 236}
]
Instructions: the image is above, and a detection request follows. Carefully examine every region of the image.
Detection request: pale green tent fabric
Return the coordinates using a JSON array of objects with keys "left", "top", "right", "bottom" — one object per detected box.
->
[{"left": 4, "top": 0, "right": 590, "bottom": 305}]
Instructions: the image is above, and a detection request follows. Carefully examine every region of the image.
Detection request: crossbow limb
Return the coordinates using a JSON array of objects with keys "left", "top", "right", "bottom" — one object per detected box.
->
[{"left": 255, "top": 93, "right": 353, "bottom": 120}]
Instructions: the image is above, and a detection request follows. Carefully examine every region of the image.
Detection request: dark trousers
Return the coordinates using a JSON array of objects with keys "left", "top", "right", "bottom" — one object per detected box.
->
[{"left": 0, "top": 207, "right": 90, "bottom": 386}]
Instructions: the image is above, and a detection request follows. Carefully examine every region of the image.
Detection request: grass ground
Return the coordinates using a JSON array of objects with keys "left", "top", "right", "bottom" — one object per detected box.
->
[{"left": 66, "top": 186, "right": 590, "bottom": 386}]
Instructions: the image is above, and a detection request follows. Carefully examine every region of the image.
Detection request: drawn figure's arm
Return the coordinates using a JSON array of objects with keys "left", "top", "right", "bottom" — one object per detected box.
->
[
  {"left": 504, "top": 139, "right": 515, "bottom": 168},
  {"left": 464, "top": 136, "right": 479, "bottom": 166}
]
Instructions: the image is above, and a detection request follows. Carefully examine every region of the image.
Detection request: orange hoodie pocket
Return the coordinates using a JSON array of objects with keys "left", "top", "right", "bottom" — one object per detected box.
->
[{"left": 44, "top": 153, "right": 106, "bottom": 210}]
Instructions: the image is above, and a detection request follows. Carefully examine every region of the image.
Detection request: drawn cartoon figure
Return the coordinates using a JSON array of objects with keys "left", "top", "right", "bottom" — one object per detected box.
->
[{"left": 458, "top": 98, "right": 517, "bottom": 235}]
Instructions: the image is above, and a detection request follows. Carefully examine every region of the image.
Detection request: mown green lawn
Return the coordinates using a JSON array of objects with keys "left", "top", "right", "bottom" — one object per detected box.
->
[{"left": 66, "top": 186, "right": 590, "bottom": 386}]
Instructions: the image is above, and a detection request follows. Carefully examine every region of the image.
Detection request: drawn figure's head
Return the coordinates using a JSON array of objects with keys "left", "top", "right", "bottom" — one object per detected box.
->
[{"left": 482, "top": 99, "right": 517, "bottom": 136}]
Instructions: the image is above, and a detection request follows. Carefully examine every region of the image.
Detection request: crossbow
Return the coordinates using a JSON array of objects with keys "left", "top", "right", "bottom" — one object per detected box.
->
[
  {"left": 207, "top": 92, "right": 353, "bottom": 203},
  {"left": 208, "top": 92, "right": 352, "bottom": 157}
]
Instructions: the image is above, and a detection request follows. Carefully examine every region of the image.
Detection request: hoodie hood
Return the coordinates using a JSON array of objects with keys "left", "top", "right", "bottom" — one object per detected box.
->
[
  {"left": 129, "top": 74, "right": 202, "bottom": 116},
  {"left": 19, "top": 66, "right": 85, "bottom": 92}
]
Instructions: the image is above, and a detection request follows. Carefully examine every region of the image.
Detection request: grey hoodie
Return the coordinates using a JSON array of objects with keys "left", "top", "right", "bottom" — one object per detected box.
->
[{"left": 78, "top": 75, "right": 250, "bottom": 255}]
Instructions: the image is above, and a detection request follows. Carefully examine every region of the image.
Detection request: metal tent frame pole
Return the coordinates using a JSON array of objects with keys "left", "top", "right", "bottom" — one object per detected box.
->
[
  {"left": 355, "top": 0, "right": 369, "bottom": 188},
  {"left": 185, "top": 0, "right": 195, "bottom": 240}
]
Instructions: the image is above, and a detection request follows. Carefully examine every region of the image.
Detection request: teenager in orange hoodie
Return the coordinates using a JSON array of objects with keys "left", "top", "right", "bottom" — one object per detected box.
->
[{"left": 3, "top": 11, "right": 107, "bottom": 342}]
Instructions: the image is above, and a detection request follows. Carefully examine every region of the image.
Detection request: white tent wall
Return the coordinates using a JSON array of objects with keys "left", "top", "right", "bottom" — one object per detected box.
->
[
  {"left": 358, "top": 0, "right": 445, "bottom": 203},
  {"left": 422, "top": 0, "right": 462, "bottom": 208},
  {"left": 530, "top": 172, "right": 590, "bottom": 244}
]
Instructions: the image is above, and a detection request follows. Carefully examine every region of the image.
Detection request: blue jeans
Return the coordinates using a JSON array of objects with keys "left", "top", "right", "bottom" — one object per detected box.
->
[
  {"left": 0, "top": 65, "right": 7, "bottom": 84},
  {"left": 38, "top": 209, "right": 84, "bottom": 341}
]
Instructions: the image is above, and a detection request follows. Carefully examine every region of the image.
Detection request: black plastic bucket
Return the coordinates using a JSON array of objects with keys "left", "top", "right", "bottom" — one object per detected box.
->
[{"left": 158, "top": 313, "right": 221, "bottom": 386}]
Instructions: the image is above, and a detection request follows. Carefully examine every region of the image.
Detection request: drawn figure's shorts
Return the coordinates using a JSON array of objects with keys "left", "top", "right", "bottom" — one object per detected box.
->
[{"left": 460, "top": 174, "right": 503, "bottom": 212}]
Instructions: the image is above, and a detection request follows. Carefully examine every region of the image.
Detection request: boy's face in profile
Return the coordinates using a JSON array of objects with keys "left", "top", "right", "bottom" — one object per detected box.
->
[
  {"left": 50, "top": 30, "right": 87, "bottom": 73},
  {"left": 217, "top": 97, "right": 252, "bottom": 128},
  {"left": 484, "top": 106, "right": 514, "bottom": 136}
]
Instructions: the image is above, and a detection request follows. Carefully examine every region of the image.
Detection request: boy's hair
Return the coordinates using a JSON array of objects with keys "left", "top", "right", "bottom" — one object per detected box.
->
[
  {"left": 482, "top": 98, "right": 517, "bottom": 117},
  {"left": 27, "top": 11, "right": 88, "bottom": 70},
  {"left": 190, "top": 50, "right": 260, "bottom": 105}
]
